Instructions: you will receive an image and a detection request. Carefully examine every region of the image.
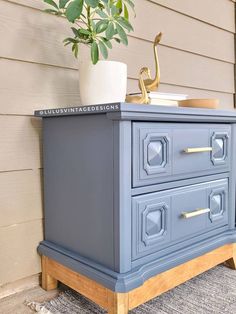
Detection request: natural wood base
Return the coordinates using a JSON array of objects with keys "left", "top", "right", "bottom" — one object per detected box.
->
[
  {"left": 41, "top": 244, "right": 236, "bottom": 313},
  {"left": 41, "top": 256, "right": 58, "bottom": 291},
  {"left": 225, "top": 243, "right": 236, "bottom": 270}
]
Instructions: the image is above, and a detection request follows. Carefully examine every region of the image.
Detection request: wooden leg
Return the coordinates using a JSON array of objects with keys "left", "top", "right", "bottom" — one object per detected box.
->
[
  {"left": 41, "top": 256, "right": 58, "bottom": 290},
  {"left": 225, "top": 243, "right": 236, "bottom": 270},
  {"left": 107, "top": 290, "right": 129, "bottom": 314}
]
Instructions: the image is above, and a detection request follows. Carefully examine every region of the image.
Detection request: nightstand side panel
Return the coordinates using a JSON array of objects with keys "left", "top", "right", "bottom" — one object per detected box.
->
[{"left": 43, "top": 114, "right": 115, "bottom": 270}]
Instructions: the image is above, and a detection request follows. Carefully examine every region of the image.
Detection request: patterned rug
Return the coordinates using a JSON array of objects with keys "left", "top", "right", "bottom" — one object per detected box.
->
[{"left": 27, "top": 265, "right": 236, "bottom": 314}]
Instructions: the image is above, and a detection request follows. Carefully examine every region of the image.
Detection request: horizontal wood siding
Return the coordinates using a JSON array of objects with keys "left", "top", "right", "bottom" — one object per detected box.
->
[
  {"left": 1, "top": 46, "right": 234, "bottom": 115},
  {"left": 6, "top": 0, "right": 235, "bottom": 33},
  {"left": 0, "top": 0, "right": 235, "bottom": 113},
  {"left": 0, "top": 0, "right": 235, "bottom": 286},
  {"left": 2, "top": 1, "right": 235, "bottom": 65},
  {"left": 131, "top": 0, "right": 235, "bottom": 63},
  {"left": 0, "top": 59, "right": 80, "bottom": 115},
  {"left": 151, "top": 0, "right": 236, "bottom": 32},
  {"left": 0, "top": 170, "right": 43, "bottom": 228},
  {"left": 0, "top": 116, "right": 42, "bottom": 171},
  {"left": 107, "top": 39, "right": 235, "bottom": 93},
  {"left": 0, "top": 220, "right": 43, "bottom": 285}
]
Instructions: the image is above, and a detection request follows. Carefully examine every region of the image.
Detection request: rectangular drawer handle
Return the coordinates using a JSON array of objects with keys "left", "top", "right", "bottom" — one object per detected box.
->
[
  {"left": 183, "top": 147, "right": 213, "bottom": 153},
  {"left": 181, "top": 208, "right": 210, "bottom": 219},
  {"left": 184, "top": 147, "right": 212, "bottom": 154}
]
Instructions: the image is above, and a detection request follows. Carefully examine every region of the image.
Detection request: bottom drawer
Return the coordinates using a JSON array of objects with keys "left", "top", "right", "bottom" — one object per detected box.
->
[{"left": 132, "top": 179, "right": 228, "bottom": 260}]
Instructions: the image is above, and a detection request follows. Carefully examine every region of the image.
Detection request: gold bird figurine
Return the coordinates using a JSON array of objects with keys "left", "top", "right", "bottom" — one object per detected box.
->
[
  {"left": 126, "top": 67, "right": 151, "bottom": 104},
  {"left": 139, "top": 32, "right": 162, "bottom": 92}
]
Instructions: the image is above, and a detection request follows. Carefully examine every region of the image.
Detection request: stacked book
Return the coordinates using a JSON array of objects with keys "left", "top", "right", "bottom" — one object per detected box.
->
[{"left": 130, "top": 92, "right": 188, "bottom": 106}]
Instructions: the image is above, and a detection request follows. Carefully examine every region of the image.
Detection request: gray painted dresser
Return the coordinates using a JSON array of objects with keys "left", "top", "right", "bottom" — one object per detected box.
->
[{"left": 35, "top": 103, "right": 236, "bottom": 292}]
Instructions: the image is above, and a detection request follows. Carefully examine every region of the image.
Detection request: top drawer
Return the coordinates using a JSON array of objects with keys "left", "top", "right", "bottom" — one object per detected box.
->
[{"left": 132, "top": 122, "right": 231, "bottom": 187}]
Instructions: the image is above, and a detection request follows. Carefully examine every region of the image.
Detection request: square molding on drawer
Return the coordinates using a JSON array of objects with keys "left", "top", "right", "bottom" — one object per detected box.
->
[
  {"left": 132, "top": 179, "right": 229, "bottom": 261},
  {"left": 132, "top": 123, "right": 231, "bottom": 188}
]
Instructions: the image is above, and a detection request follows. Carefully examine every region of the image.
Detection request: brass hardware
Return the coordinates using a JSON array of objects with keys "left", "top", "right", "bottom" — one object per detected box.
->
[
  {"left": 183, "top": 147, "right": 213, "bottom": 154},
  {"left": 139, "top": 32, "right": 162, "bottom": 92},
  {"left": 181, "top": 208, "right": 210, "bottom": 219},
  {"left": 126, "top": 67, "right": 151, "bottom": 104}
]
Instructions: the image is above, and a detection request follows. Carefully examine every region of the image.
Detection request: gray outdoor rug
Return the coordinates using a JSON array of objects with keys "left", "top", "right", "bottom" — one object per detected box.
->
[{"left": 28, "top": 264, "right": 236, "bottom": 314}]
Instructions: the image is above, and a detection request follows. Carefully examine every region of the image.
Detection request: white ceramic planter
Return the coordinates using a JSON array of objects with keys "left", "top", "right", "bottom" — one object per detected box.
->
[{"left": 79, "top": 60, "right": 127, "bottom": 105}]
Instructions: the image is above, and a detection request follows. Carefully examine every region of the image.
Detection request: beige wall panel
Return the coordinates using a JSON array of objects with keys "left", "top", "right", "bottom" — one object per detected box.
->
[
  {"left": 0, "top": 220, "right": 43, "bottom": 285},
  {"left": 0, "top": 170, "right": 43, "bottom": 228},
  {"left": 127, "top": 79, "right": 234, "bottom": 110},
  {"left": 151, "top": 0, "right": 235, "bottom": 32},
  {"left": 107, "top": 38, "right": 235, "bottom": 93},
  {"left": 0, "top": 115, "right": 42, "bottom": 171},
  {"left": 1, "top": 38, "right": 234, "bottom": 115},
  {"left": 0, "top": 59, "right": 80, "bottom": 115},
  {"left": 1, "top": 0, "right": 234, "bottom": 67},
  {"left": 1, "top": 73, "right": 233, "bottom": 115},
  {"left": 7, "top": 0, "right": 236, "bottom": 34},
  {"left": 0, "top": 0, "right": 75, "bottom": 68},
  {"left": 131, "top": 0, "right": 235, "bottom": 63},
  {"left": 6, "top": 0, "right": 46, "bottom": 10}
]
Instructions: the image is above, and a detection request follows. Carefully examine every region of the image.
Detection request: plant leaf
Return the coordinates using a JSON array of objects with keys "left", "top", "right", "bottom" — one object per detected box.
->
[
  {"left": 44, "top": 0, "right": 58, "bottom": 9},
  {"left": 117, "top": 17, "right": 133, "bottom": 31},
  {"left": 79, "top": 29, "right": 91, "bottom": 35},
  {"left": 72, "top": 43, "right": 79, "bottom": 58},
  {"left": 98, "top": 40, "right": 108, "bottom": 59},
  {"left": 85, "top": 0, "right": 99, "bottom": 8},
  {"left": 105, "top": 22, "right": 115, "bottom": 40},
  {"left": 111, "top": 5, "right": 119, "bottom": 15},
  {"left": 66, "top": 0, "right": 83, "bottom": 22},
  {"left": 95, "top": 9, "right": 108, "bottom": 18},
  {"left": 95, "top": 20, "right": 108, "bottom": 33},
  {"left": 116, "top": 0, "right": 122, "bottom": 10},
  {"left": 64, "top": 41, "right": 71, "bottom": 46},
  {"left": 91, "top": 19, "right": 96, "bottom": 31},
  {"left": 124, "top": 4, "right": 129, "bottom": 20},
  {"left": 91, "top": 41, "right": 99, "bottom": 64},
  {"left": 63, "top": 37, "right": 79, "bottom": 43},
  {"left": 124, "top": 0, "right": 134, "bottom": 10},
  {"left": 59, "top": 0, "right": 70, "bottom": 8},
  {"left": 101, "top": 37, "right": 112, "bottom": 49},
  {"left": 124, "top": 0, "right": 135, "bottom": 16},
  {"left": 116, "top": 23, "right": 128, "bottom": 45},
  {"left": 113, "top": 37, "right": 121, "bottom": 43},
  {"left": 71, "top": 27, "right": 80, "bottom": 36}
]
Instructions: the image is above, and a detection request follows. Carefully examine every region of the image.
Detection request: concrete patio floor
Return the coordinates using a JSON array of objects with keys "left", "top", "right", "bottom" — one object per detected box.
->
[{"left": 0, "top": 286, "right": 58, "bottom": 314}]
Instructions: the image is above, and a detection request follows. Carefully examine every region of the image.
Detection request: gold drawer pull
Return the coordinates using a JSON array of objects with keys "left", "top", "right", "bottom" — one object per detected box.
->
[
  {"left": 181, "top": 208, "right": 210, "bottom": 219},
  {"left": 183, "top": 147, "right": 213, "bottom": 154}
]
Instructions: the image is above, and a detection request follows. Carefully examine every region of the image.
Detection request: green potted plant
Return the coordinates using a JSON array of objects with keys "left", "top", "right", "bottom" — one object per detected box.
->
[{"left": 43, "top": 0, "right": 135, "bottom": 105}]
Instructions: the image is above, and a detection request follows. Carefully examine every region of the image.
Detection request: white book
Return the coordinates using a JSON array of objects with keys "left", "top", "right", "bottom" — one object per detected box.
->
[
  {"left": 148, "top": 92, "right": 188, "bottom": 101},
  {"left": 129, "top": 92, "right": 188, "bottom": 101},
  {"left": 149, "top": 99, "right": 178, "bottom": 106}
]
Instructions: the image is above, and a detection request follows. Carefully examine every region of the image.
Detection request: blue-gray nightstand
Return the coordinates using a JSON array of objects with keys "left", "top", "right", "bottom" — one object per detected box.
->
[{"left": 35, "top": 103, "right": 236, "bottom": 313}]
